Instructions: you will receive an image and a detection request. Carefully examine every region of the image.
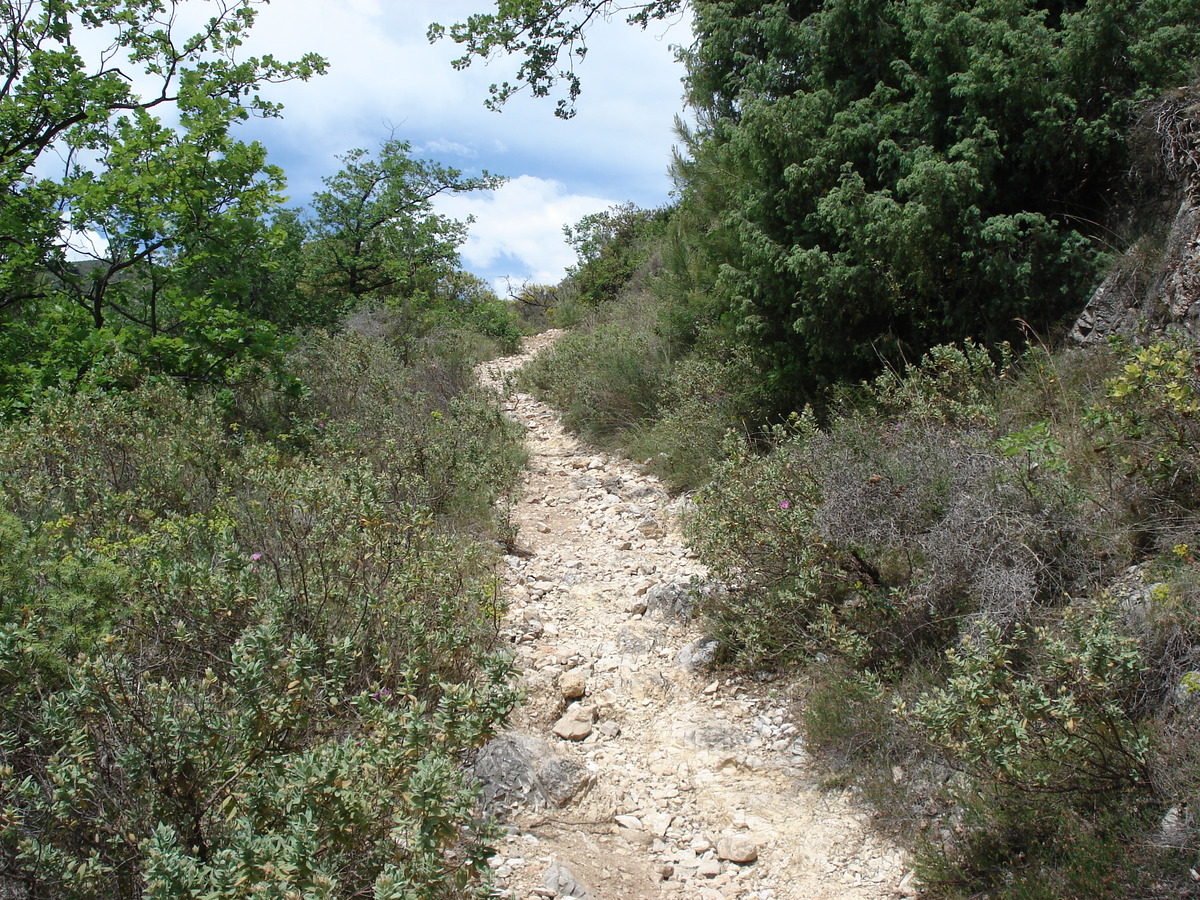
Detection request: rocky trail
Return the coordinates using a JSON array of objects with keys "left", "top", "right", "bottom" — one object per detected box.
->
[{"left": 474, "top": 333, "right": 918, "bottom": 900}]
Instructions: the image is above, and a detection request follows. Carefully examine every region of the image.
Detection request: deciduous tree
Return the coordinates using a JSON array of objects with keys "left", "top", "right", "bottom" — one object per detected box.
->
[
  {"left": 429, "top": 0, "right": 685, "bottom": 118},
  {"left": 304, "top": 138, "right": 504, "bottom": 315},
  {"left": 0, "top": 0, "right": 325, "bottom": 394},
  {"left": 1, "top": 0, "right": 324, "bottom": 310}
]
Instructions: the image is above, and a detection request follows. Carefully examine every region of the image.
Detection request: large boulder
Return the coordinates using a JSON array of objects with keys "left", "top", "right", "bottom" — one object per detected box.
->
[{"left": 474, "top": 733, "right": 593, "bottom": 814}]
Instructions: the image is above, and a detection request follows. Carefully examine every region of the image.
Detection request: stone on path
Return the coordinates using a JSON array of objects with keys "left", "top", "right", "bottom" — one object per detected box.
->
[
  {"left": 552, "top": 704, "right": 594, "bottom": 741},
  {"left": 542, "top": 861, "right": 591, "bottom": 898},
  {"left": 474, "top": 734, "right": 593, "bottom": 812},
  {"left": 677, "top": 637, "right": 719, "bottom": 671},
  {"left": 646, "top": 580, "right": 694, "bottom": 620},
  {"left": 717, "top": 834, "right": 760, "bottom": 864},
  {"left": 637, "top": 518, "right": 666, "bottom": 539},
  {"left": 559, "top": 670, "right": 587, "bottom": 700}
]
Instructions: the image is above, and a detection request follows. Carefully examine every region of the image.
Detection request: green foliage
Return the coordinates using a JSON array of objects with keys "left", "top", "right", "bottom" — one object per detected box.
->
[
  {"left": 0, "top": 0, "right": 324, "bottom": 284},
  {"left": 434, "top": 273, "right": 524, "bottom": 353},
  {"left": 688, "top": 415, "right": 823, "bottom": 590},
  {"left": 628, "top": 339, "right": 771, "bottom": 490},
  {"left": 304, "top": 139, "right": 505, "bottom": 318},
  {"left": 909, "top": 600, "right": 1174, "bottom": 898},
  {"left": 1090, "top": 336, "right": 1200, "bottom": 492},
  {"left": 687, "top": 341, "right": 1103, "bottom": 670},
  {"left": 918, "top": 793, "right": 1152, "bottom": 900},
  {"left": 802, "top": 666, "right": 902, "bottom": 769},
  {"left": 508, "top": 283, "right": 562, "bottom": 331},
  {"left": 519, "top": 244, "right": 771, "bottom": 490},
  {"left": 221, "top": 324, "right": 526, "bottom": 545},
  {"left": 681, "top": 336, "right": 1200, "bottom": 895},
  {"left": 519, "top": 291, "right": 673, "bottom": 441},
  {"left": 685, "top": 414, "right": 841, "bottom": 665},
  {"left": 0, "top": 4, "right": 509, "bottom": 406},
  {"left": 0, "top": 0, "right": 326, "bottom": 392},
  {"left": 428, "top": 1, "right": 684, "bottom": 118},
  {"left": 0, "top": 328, "right": 523, "bottom": 898},
  {"left": 670, "top": 0, "right": 1200, "bottom": 403},
  {"left": 861, "top": 340, "right": 1012, "bottom": 426},
  {"left": 563, "top": 204, "right": 671, "bottom": 305},
  {"left": 0, "top": 300, "right": 125, "bottom": 417},
  {"left": 911, "top": 606, "right": 1150, "bottom": 795}
]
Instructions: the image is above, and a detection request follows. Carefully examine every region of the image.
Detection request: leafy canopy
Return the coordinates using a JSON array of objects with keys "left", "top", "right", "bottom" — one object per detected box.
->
[
  {"left": 304, "top": 138, "right": 504, "bottom": 315},
  {"left": 1, "top": 0, "right": 325, "bottom": 307},
  {"left": 429, "top": 0, "right": 685, "bottom": 118},
  {"left": 674, "top": 0, "right": 1200, "bottom": 402},
  {"left": 563, "top": 202, "right": 671, "bottom": 304},
  {"left": 0, "top": 0, "right": 327, "bottom": 400}
]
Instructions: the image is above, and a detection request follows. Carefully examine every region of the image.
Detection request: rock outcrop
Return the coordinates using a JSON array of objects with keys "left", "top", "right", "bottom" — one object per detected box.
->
[{"left": 1071, "top": 87, "right": 1200, "bottom": 344}]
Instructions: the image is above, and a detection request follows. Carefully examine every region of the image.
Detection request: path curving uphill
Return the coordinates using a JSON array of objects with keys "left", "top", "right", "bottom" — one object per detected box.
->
[{"left": 476, "top": 333, "right": 917, "bottom": 900}]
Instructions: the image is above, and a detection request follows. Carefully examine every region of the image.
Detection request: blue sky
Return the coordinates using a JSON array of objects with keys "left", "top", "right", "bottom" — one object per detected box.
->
[{"left": 232, "top": 0, "right": 693, "bottom": 292}]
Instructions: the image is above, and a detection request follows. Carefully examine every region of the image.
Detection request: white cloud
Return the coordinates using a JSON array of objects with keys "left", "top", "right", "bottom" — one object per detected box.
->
[
  {"left": 416, "top": 139, "right": 479, "bottom": 158},
  {"left": 61, "top": 226, "right": 110, "bottom": 262},
  {"left": 436, "top": 176, "right": 619, "bottom": 289},
  {"left": 51, "top": 1, "right": 693, "bottom": 287},
  {"left": 237, "top": 1, "right": 689, "bottom": 185}
]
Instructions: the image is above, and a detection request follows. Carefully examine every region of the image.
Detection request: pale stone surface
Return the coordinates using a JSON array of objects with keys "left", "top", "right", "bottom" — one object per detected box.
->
[
  {"left": 698, "top": 858, "right": 724, "bottom": 877},
  {"left": 559, "top": 670, "right": 587, "bottom": 700},
  {"left": 717, "top": 835, "right": 760, "bottom": 864},
  {"left": 552, "top": 706, "right": 593, "bottom": 741},
  {"left": 474, "top": 333, "right": 915, "bottom": 900},
  {"left": 543, "top": 861, "right": 591, "bottom": 898},
  {"left": 1070, "top": 190, "right": 1200, "bottom": 345}
]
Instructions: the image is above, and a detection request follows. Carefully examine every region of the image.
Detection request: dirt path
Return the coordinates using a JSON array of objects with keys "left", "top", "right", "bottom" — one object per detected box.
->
[{"left": 476, "top": 334, "right": 917, "bottom": 900}]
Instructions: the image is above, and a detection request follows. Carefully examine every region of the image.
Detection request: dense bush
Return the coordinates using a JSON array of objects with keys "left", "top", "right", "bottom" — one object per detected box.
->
[
  {"left": 562, "top": 204, "right": 672, "bottom": 306},
  {"left": 672, "top": 0, "right": 1200, "bottom": 403},
  {"left": 686, "top": 337, "right": 1200, "bottom": 897},
  {"left": 519, "top": 290, "right": 673, "bottom": 442},
  {"left": 0, "top": 327, "right": 523, "bottom": 899},
  {"left": 626, "top": 340, "right": 773, "bottom": 491},
  {"left": 689, "top": 343, "right": 1106, "bottom": 667}
]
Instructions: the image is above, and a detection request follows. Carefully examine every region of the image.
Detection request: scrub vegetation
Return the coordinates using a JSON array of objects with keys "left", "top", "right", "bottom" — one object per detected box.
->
[
  {"left": 448, "top": 0, "right": 1200, "bottom": 894},
  {"left": 4, "top": 0, "right": 1200, "bottom": 896},
  {"left": 1, "top": 3, "right": 523, "bottom": 896}
]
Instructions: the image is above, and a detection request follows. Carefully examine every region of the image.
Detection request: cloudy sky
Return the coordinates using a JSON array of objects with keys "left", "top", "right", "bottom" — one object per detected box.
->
[{"left": 231, "top": 0, "right": 693, "bottom": 292}]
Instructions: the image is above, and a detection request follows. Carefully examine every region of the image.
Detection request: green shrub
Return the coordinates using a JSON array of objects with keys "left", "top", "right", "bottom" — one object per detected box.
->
[
  {"left": 686, "top": 414, "right": 891, "bottom": 667},
  {"left": 803, "top": 665, "right": 903, "bottom": 769},
  {"left": 562, "top": 203, "right": 671, "bottom": 306},
  {"left": 0, "top": 329, "right": 522, "bottom": 898},
  {"left": 520, "top": 291, "right": 672, "bottom": 442},
  {"left": 684, "top": 337, "right": 1200, "bottom": 895},
  {"left": 628, "top": 339, "right": 772, "bottom": 491},
  {"left": 1086, "top": 334, "right": 1200, "bottom": 554},
  {"left": 688, "top": 344, "right": 1107, "bottom": 671},
  {"left": 231, "top": 327, "right": 525, "bottom": 530},
  {"left": 917, "top": 791, "right": 1151, "bottom": 900},
  {"left": 859, "top": 341, "right": 1012, "bottom": 427},
  {"left": 910, "top": 602, "right": 1150, "bottom": 797},
  {"left": 688, "top": 416, "right": 824, "bottom": 590}
]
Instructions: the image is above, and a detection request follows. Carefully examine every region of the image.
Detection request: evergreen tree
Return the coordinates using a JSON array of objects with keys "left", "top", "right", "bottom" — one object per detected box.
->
[
  {"left": 441, "top": 0, "right": 1200, "bottom": 402},
  {"left": 676, "top": 0, "right": 1200, "bottom": 400}
]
